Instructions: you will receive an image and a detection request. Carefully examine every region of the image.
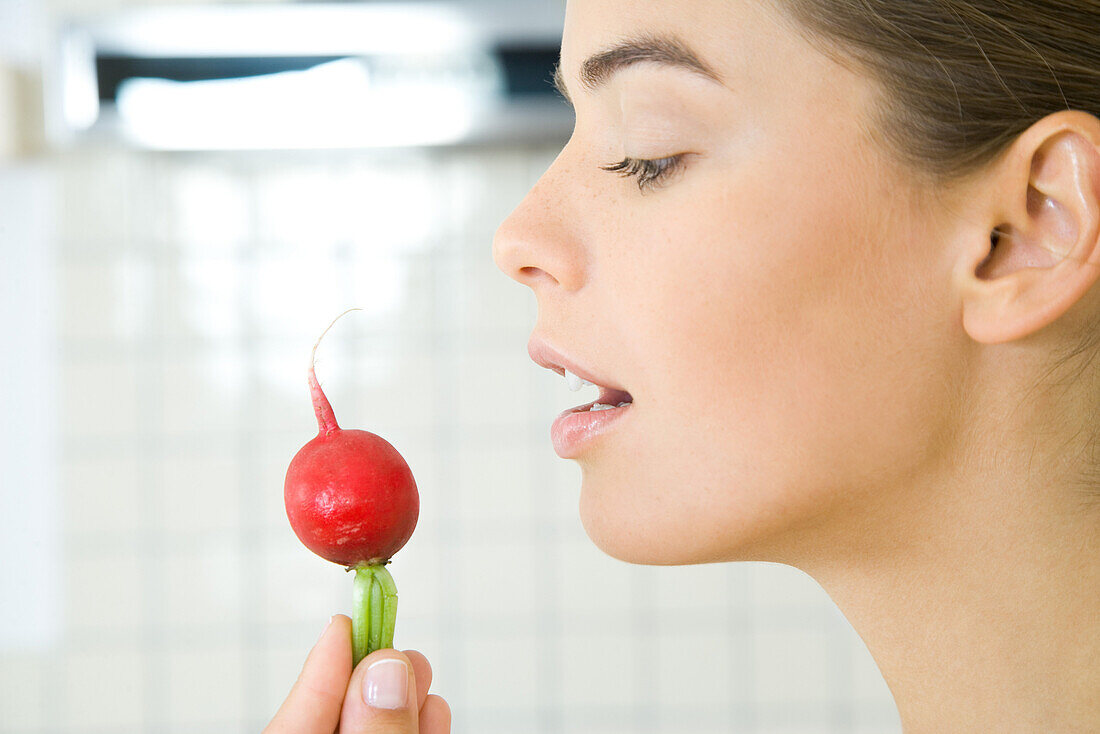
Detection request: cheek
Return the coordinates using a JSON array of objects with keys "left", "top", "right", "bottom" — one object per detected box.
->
[{"left": 582, "top": 157, "right": 952, "bottom": 564}]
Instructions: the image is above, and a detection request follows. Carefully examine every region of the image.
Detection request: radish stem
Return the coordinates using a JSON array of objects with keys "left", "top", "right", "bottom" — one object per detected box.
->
[
  {"left": 308, "top": 307, "right": 362, "bottom": 437},
  {"left": 374, "top": 564, "right": 399, "bottom": 649},
  {"left": 351, "top": 565, "right": 374, "bottom": 668},
  {"left": 368, "top": 573, "right": 383, "bottom": 654},
  {"left": 351, "top": 562, "right": 400, "bottom": 668}
]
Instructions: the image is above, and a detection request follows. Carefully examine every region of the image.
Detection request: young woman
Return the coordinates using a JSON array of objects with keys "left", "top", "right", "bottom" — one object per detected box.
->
[{"left": 266, "top": 1, "right": 1100, "bottom": 731}]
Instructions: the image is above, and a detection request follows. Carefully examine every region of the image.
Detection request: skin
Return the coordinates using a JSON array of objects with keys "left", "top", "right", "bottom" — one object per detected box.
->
[
  {"left": 491, "top": 1, "right": 1100, "bottom": 732},
  {"left": 264, "top": 615, "right": 450, "bottom": 734},
  {"left": 268, "top": 1, "right": 1099, "bottom": 731}
]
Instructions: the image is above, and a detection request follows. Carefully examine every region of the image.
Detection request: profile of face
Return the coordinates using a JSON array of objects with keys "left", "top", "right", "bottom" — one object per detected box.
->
[{"left": 492, "top": 0, "right": 986, "bottom": 566}]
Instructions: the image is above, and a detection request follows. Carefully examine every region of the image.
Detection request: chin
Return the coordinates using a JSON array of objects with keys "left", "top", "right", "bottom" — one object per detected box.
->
[
  {"left": 576, "top": 464, "right": 816, "bottom": 567},
  {"left": 576, "top": 469, "right": 738, "bottom": 566}
]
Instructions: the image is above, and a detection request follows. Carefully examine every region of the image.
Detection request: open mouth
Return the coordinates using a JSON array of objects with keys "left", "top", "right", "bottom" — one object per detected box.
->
[
  {"left": 569, "top": 383, "right": 633, "bottom": 413},
  {"left": 527, "top": 338, "right": 633, "bottom": 412},
  {"left": 529, "top": 339, "right": 636, "bottom": 457}
]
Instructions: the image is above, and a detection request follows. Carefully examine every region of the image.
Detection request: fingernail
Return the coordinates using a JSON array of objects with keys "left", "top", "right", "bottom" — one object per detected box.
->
[{"left": 363, "top": 658, "right": 408, "bottom": 709}]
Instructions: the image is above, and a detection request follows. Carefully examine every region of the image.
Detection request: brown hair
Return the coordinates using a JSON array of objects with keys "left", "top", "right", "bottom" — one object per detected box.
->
[{"left": 769, "top": 0, "right": 1100, "bottom": 185}]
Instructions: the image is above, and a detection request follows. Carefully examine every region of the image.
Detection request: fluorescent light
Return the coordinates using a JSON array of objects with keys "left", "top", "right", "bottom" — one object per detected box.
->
[
  {"left": 115, "top": 54, "right": 503, "bottom": 150},
  {"left": 95, "top": 4, "right": 479, "bottom": 58}
]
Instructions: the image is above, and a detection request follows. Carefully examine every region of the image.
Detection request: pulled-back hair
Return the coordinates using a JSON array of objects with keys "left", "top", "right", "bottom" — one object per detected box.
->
[{"left": 770, "top": 0, "right": 1100, "bottom": 184}]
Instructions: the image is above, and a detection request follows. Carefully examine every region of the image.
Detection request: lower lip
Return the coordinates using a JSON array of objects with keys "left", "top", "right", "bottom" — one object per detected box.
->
[{"left": 550, "top": 400, "right": 633, "bottom": 458}]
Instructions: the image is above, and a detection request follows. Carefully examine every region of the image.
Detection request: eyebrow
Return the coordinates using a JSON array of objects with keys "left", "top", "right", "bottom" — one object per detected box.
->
[{"left": 551, "top": 34, "right": 723, "bottom": 104}]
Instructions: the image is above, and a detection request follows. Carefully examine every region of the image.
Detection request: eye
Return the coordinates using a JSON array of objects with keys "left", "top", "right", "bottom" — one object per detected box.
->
[{"left": 600, "top": 155, "right": 686, "bottom": 192}]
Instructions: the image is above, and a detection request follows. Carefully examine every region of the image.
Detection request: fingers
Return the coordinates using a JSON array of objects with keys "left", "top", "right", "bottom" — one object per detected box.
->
[
  {"left": 338, "top": 649, "right": 422, "bottom": 733},
  {"left": 264, "top": 615, "right": 353, "bottom": 734},
  {"left": 418, "top": 695, "right": 451, "bottom": 734},
  {"left": 402, "top": 650, "right": 433, "bottom": 712}
]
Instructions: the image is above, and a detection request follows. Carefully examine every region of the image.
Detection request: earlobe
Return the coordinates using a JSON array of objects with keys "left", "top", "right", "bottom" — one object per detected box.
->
[{"left": 961, "top": 112, "right": 1100, "bottom": 345}]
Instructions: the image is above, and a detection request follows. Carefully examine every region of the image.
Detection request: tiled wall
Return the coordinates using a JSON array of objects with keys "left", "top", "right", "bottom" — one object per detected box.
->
[{"left": 0, "top": 142, "right": 902, "bottom": 734}]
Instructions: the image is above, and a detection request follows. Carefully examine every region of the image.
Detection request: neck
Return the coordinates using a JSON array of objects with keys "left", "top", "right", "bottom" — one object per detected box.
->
[{"left": 800, "top": 452, "right": 1100, "bottom": 733}]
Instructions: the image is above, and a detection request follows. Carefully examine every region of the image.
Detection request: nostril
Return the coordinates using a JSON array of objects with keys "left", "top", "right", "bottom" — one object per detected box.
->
[{"left": 518, "top": 266, "right": 559, "bottom": 286}]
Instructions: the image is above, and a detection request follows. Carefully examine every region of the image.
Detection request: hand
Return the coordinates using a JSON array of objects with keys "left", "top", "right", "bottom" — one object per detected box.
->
[{"left": 264, "top": 614, "right": 451, "bottom": 734}]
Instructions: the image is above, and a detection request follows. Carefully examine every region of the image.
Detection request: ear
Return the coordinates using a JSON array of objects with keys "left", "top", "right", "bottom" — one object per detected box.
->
[{"left": 960, "top": 110, "right": 1100, "bottom": 345}]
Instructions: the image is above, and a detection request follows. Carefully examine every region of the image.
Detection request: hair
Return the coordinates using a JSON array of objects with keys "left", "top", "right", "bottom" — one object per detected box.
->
[
  {"left": 769, "top": 0, "right": 1100, "bottom": 184},
  {"left": 767, "top": 0, "right": 1100, "bottom": 508}
]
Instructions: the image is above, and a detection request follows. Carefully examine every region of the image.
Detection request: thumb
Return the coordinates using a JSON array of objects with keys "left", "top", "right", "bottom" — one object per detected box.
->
[{"left": 339, "top": 649, "right": 419, "bottom": 733}]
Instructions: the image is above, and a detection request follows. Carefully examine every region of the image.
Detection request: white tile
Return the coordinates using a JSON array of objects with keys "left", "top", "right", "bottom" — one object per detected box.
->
[
  {"left": 454, "top": 439, "right": 536, "bottom": 528},
  {"left": 455, "top": 347, "right": 540, "bottom": 429},
  {"left": 559, "top": 718, "right": 639, "bottom": 734},
  {"left": 253, "top": 442, "right": 309, "bottom": 533},
  {"left": 160, "top": 351, "right": 248, "bottom": 435},
  {"left": 455, "top": 250, "right": 538, "bottom": 338},
  {"left": 163, "top": 538, "right": 244, "bottom": 629},
  {"left": 259, "top": 537, "right": 344, "bottom": 625},
  {"left": 165, "top": 256, "right": 245, "bottom": 342},
  {"left": 345, "top": 349, "right": 441, "bottom": 433},
  {"left": 56, "top": 152, "right": 132, "bottom": 250},
  {"left": 170, "top": 165, "right": 250, "bottom": 255},
  {"left": 60, "top": 262, "right": 119, "bottom": 341},
  {"left": 255, "top": 167, "right": 348, "bottom": 251},
  {"left": 58, "top": 253, "right": 160, "bottom": 346},
  {"left": 62, "top": 648, "right": 146, "bottom": 731},
  {"left": 62, "top": 358, "right": 142, "bottom": 438},
  {"left": 459, "top": 631, "right": 541, "bottom": 711},
  {"left": 456, "top": 537, "right": 538, "bottom": 620},
  {"left": 65, "top": 549, "right": 145, "bottom": 634},
  {"left": 461, "top": 707, "right": 541, "bottom": 734},
  {"left": 561, "top": 630, "right": 637, "bottom": 708},
  {"left": 340, "top": 161, "right": 446, "bottom": 257},
  {"left": 649, "top": 562, "right": 732, "bottom": 613},
  {"left": 400, "top": 444, "right": 448, "bottom": 544},
  {"left": 752, "top": 630, "right": 833, "bottom": 706},
  {"left": 852, "top": 698, "right": 903, "bottom": 733},
  {"left": 380, "top": 252, "right": 438, "bottom": 332},
  {"left": 164, "top": 647, "right": 245, "bottom": 728},
  {"left": 655, "top": 630, "right": 734, "bottom": 708},
  {"left": 62, "top": 454, "right": 144, "bottom": 540},
  {"left": 0, "top": 652, "right": 46, "bottom": 732},
  {"left": 159, "top": 451, "right": 242, "bottom": 536},
  {"left": 386, "top": 542, "right": 442, "bottom": 625},
  {"left": 543, "top": 451, "right": 584, "bottom": 522},
  {"left": 262, "top": 643, "right": 312, "bottom": 723},
  {"left": 558, "top": 537, "right": 633, "bottom": 619},
  {"left": 752, "top": 724, "right": 832, "bottom": 734}
]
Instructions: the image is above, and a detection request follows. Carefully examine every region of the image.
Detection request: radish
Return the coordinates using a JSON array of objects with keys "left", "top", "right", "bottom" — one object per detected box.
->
[{"left": 284, "top": 308, "right": 420, "bottom": 667}]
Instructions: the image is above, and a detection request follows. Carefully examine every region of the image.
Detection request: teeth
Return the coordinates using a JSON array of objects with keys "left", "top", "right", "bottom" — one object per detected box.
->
[
  {"left": 589, "top": 401, "right": 632, "bottom": 412},
  {"left": 564, "top": 368, "right": 595, "bottom": 392}
]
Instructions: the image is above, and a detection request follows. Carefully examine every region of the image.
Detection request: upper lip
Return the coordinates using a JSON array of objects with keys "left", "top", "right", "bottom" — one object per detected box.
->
[{"left": 527, "top": 335, "right": 630, "bottom": 395}]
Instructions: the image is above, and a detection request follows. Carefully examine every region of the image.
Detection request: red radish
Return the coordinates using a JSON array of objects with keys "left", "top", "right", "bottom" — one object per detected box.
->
[{"left": 283, "top": 308, "right": 419, "bottom": 665}]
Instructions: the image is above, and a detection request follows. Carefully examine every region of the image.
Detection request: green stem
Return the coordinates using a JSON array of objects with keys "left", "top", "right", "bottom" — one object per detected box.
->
[
  {"left": 351, "top": 562, "right": 400, "bottom": 668},
  {"left": 351, "top": 566, "right": 376, "bottom": 669},
  {"left": 373, "top": 564, "right": 399, "bottom": 649},
  {"left": 368, "top": 572, "right": 383, "bottom": 654}
]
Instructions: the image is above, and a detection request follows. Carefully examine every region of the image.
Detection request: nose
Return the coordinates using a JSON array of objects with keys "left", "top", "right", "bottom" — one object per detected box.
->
[{"left": 492, "top": 151, "right": 586, "bottom": 292}]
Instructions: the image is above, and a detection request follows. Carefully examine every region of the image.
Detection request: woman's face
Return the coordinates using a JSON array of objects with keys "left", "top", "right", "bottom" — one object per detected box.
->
[{"left": 493, "top": 0, "right": 968, "bottom": 565}]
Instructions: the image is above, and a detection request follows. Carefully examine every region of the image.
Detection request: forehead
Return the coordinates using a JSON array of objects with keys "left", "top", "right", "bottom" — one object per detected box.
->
[{"left": 560, "top": 0, "right": 793, "bottom": 83}]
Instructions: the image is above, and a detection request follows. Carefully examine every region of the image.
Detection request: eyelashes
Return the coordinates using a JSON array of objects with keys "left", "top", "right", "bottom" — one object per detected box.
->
[{"left": 600, "top": 154, "right": 686, "bottom": 192}]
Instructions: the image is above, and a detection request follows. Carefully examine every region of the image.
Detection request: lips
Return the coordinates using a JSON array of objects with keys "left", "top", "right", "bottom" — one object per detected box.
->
[
  {"left": 527, "top": 336, "right": 633, "bottom": 405},
  {"left": 527, "top": 336, "right": 635, "bottom": 456}
]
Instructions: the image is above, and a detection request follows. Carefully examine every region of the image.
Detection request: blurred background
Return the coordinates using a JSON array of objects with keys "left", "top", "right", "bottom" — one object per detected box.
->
[{"left": 0, "top": 1, "right": 903, "bottom": 732}]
